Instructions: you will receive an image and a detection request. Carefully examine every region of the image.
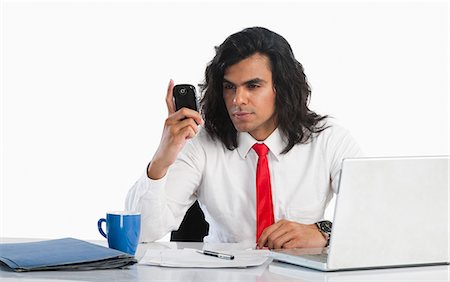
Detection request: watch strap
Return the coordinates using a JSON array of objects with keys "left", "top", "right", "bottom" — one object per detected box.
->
[{"left": 316, "top": 220, "right": 332, "bottom": 247}]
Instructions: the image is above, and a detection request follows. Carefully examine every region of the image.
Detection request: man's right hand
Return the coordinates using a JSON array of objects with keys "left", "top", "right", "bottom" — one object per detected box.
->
[{"left": 147, "top": 79, "right": 204, "bottom": 180}]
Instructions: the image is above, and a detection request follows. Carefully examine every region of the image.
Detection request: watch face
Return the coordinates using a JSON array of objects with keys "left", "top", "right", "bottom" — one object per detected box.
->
[{"left": 320, "top": 221, "right": 332, "bottom": 233}]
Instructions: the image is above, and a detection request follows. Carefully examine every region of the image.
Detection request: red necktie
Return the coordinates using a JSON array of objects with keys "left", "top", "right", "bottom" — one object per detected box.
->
[{"left": 253, "top": 143, "right": 274, "bottom": 241}]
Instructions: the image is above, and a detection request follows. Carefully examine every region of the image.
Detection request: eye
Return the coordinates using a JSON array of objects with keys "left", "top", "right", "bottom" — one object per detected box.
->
[
  {"left": 248, "top": 83, "right": 260, "bottom": 89},
  {"left": 223, "top": 83, "right": 235, "bottom": 90}
]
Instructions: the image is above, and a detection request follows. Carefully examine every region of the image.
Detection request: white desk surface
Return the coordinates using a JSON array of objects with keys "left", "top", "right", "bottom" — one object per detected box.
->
[{"left": 1, "top": 238, "right": 449, "bottom": 282}]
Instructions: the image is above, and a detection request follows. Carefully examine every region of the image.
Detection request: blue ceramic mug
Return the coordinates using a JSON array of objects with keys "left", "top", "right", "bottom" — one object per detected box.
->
[{"left": 97, "top": 211, "right": 141, "bottom": 255}]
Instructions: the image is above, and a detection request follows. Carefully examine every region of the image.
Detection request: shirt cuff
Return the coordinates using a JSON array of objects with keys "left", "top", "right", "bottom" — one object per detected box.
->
[
  {"left": 142, "top": 171, "right": 168, "bottom": 197},
  {"left": 125, "top": 171, "right": 168, "bottom": 212}
]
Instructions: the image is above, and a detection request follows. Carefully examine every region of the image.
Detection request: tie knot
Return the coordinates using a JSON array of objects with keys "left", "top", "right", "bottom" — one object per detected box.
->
[{"left": 253, "top": 143, "right": 269, "bottom": 157}]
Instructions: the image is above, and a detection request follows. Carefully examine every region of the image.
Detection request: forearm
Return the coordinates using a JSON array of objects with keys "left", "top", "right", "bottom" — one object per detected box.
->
[{"left": 147, "top": 159, "right": 169, "bottom": 180}]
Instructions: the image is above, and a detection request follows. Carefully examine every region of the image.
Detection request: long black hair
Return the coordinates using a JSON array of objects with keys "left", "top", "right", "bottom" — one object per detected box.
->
[{"left": 200, "top": 27, "right": 328, "bottom": 154}]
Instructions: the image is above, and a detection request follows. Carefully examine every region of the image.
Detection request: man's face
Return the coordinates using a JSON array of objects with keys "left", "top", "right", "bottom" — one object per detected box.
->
[{"left": 223, "top": 53, "right": 277, "bottom": 141}]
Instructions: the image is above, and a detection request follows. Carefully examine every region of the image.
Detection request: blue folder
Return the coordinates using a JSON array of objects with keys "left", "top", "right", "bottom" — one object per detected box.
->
[{"left": 0, "top": 238, "right": 137, "bottom": 272}]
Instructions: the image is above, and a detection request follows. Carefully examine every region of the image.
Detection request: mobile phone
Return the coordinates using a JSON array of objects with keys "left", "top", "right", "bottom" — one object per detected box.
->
[{"left": 173, "top": 84, "right": 198, "bottom": 112}]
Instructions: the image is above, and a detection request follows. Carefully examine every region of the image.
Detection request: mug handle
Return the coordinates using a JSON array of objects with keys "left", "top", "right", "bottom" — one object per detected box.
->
[{"left": 97, "top": 218, "right": 107, "bottom": 238}]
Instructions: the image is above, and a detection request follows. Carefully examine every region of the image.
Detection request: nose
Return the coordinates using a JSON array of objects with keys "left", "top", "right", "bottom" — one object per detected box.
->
[{"left": 233, "top": 87, "right": 248, "bottom": 105}]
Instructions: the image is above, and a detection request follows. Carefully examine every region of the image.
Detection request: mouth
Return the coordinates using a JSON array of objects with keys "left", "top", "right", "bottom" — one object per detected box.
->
[{"left": 232, "top": 111, "right": 253, "bottom": 120}]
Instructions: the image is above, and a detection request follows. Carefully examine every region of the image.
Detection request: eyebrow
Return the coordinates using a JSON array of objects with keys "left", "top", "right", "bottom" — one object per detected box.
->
[{"left": 223, "top": 78, "right": 267, "bottom": 86}]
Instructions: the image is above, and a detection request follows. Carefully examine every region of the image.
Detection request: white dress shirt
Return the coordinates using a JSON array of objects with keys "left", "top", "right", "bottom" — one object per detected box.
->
[{"left": 126, "top": 120, "right": 362, "bottom": 243}]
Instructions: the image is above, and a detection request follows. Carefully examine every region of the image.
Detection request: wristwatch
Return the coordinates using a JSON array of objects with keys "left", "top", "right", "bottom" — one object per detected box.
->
[{"left": 316, "top": 220, "right": 332, "bottom": 247}]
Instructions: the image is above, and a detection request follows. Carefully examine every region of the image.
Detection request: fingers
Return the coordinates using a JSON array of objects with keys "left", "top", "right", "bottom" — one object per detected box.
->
[
  {"left": 257, "top": 220, "right": 324, "bottom": 249},
  {"left": 165, "top": 79, "right": 176, "bottom": 115},
  {"left": 162, "top": 109, "right": 203, "bottom": 153},
  {"left": 256, "top": 224, "right": 272, "bottom": 248},
  {"left": 267, "top": 231, "right": 296, "bottom": 249},
  {"left": 257, "top": 220, "right": 287, "bottom": 249},
  {"left": 168, "top": 107, "right": 204, "bottom": 126},
  {"left": 166, "top": 115, "right": 201, "bottom": 139}
]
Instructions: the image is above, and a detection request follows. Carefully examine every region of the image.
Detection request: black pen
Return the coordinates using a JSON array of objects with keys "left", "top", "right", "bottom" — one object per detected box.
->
[{"left": 197, "top": 250, "right": 235, "bottom": 260}]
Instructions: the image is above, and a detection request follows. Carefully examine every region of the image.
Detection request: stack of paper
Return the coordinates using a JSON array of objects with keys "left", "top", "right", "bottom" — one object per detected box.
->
[
  {"left": 140, "top": 248, "right": 270, "bottom": 268},
  {"left": 0, "top": 238, "right": 137, "bottom": 272}
]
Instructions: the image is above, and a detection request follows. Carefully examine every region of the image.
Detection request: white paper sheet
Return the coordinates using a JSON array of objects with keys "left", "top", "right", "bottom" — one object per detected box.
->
[{"left": 139, "top": 248, "right": 270, "bottom": 268}]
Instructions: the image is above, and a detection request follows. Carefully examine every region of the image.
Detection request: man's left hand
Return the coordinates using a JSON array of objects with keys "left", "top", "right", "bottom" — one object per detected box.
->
[{"left": 256, "top": 219, "right": 327, "bottom": 249}]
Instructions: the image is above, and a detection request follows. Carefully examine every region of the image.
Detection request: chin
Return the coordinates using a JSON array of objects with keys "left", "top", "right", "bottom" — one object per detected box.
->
[{"left": 233, "top": 125, "right": 253, "bottom": 133}]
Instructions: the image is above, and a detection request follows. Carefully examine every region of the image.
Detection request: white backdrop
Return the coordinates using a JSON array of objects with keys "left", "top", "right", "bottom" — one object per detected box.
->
[{"left": 1, "top": 0, "right": 448, "bottom": 241}]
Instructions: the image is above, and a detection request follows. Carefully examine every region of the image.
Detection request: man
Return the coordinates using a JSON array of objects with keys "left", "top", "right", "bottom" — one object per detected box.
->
[{"left": 126, "top": 27, "right": 361, "bottom": 249}]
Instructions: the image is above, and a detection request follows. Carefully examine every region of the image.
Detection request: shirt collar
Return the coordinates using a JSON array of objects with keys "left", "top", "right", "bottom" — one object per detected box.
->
[{"left": 236, "top": 128, "right": 286, "bottom": 161}]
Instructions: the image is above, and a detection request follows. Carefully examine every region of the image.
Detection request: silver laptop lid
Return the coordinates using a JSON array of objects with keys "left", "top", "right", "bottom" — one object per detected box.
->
[{"left": 328, "top": 156, "right": 449, "bottom": 270}]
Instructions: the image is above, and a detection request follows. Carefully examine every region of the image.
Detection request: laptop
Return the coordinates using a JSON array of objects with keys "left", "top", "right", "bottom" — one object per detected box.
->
[{"left": 270, "top": 156, "right": 450, "bottom": 271}]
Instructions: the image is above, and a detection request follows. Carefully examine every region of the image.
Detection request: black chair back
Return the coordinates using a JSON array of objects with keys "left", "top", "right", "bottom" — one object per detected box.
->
[{"left": 170, "top": 201, "right": 209, "bottom": 242}]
